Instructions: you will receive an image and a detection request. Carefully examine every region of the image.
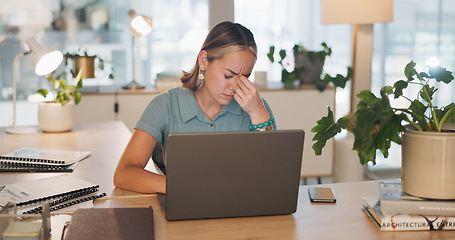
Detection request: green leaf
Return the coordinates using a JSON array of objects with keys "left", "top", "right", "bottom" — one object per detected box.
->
[
  {"left": 267, "top": 46, "right": 275, "bottom": 63},
  {"left": 322, "top": 67, "right": 352, "bottom": 89},
  {"left": 278, "top": 49, "right": 287, "bottom": 64},
  {"left": 45, "top": 75, "right": 53, "bottom": 82},
  {"left": 420, "top": 72, "right": 430, "bottom": 78},
  {"left": 52, "top": 79, "right": 60, "bottom": 89},
  {"left": 404, "top": 61, "right": 417, "bottom": 81},
  {"left": 76, "top": 78, "right": 83, "bottom": 89},
  {"left": 321, "top": 42, "right": 332, "bottom": 56},
  {"left": 352, "top": 87, "right": 405, "bottom": 165},
  {"left": 356, "top": 90, "right": 380, "bottom": 107},
  {"left": 281, "top": 69, "right": 297, "bottom": 89},
  {"left": 429, "top": 65, "right": 454, "bottom": 84},
  {"left": 37, "top": 89, "right": 49, "bottom": 98},
  {"left": 438, "top": 103, "right": 455, "bottom": 126},
  {"left": 74, "top": 92, "right": 82, "bottom": 105},
  {"left": 314, "top": 79, "right": 327, "bottom": 91},
  {"left": 408, "top": 100, "right": 429, "bottom": 130},
  {"left": 311, "top": 107, "right": 350, "bottom": 156},
  {"left": 419, "top": 84, "right": 436, "bottom": 103},
  {"left": 393, "top": 80, "right": 408, "bottom": 98}
]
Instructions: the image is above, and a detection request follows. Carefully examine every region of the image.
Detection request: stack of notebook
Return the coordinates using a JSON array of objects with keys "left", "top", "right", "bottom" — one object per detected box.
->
[
  {"left": 0, "top": 174, "right": 105, "bottom": 214},
  {"left": 0, "top": 147, "right": 90, "bottom": 172},
  {"left": 363, "top": 181, "right": 455, "bottom": 231}
]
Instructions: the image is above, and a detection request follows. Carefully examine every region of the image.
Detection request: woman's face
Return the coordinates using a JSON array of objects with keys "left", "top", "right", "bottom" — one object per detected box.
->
[{"left": 202, "top": 50, "right": 256, "bottom": 106}]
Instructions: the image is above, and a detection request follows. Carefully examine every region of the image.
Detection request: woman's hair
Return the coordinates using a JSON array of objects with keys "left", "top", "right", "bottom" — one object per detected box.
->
[{"left": 181, "top": 21, "right": 257, "bottom": 92}]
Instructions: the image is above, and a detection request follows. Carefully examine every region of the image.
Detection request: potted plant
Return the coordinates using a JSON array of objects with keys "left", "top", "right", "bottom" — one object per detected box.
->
[
  {"left": 57, "top": 50, "right": 114, "bottom": 80},
  {"left": 311, "top": 61, "right": 455, "bottom": 199},
  {"left": 36, "top": 68, "right": 83, "bottom": 132},
  {"left": 267, "top": 42, "right": 352, "bottom": 90}
]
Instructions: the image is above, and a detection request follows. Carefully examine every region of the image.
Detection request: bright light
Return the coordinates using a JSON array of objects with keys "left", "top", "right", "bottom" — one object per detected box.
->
[
  {"left": 426, "top": 57, "right": 440, "bottom": 67},
  {"left": 35, "top": 50, "right": 63, "bottom": 76},
  {"left": 131, "top": 16, "right": 152, "bottom": 36}
]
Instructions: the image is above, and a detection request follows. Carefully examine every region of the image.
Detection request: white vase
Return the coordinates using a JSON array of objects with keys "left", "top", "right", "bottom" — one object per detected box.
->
[
  {"left": 401, "top": 124, "right": 455, "bottom": 199},
  {"left": 38, "top": 102, "right": 75, "bottom": 133}
]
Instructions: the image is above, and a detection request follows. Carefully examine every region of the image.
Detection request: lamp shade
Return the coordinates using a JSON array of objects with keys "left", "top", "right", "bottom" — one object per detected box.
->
[
  {"left": 129, "top": 10, "right": 153, "bottom": 37},
  {"left": 25, "top": 37, "right": 63, "bottom": 76},
  {"left": 320, "top": 0, "right": 393, "bottom": 24}
]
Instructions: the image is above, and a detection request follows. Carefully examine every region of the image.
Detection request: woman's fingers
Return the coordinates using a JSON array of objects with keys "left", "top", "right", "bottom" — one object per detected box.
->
[{"left": 234, "top": 75, "right": 262, "bottom": 114}]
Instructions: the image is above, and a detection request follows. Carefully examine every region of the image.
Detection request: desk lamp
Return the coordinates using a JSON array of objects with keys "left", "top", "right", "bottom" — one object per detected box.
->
[
  {"left": 5, "top": 37, "right": 63, "bottom": 134},
  {"left": 122, "top": 9, "right": 153, "bottom": 90},
  {"left": 320, "top": 0, "right": 393, "bottom": 114}
]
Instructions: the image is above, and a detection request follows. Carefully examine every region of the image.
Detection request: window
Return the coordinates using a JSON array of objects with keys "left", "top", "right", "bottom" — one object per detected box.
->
[
  {"left": 367, "top": 0, "right": 455, "bottom": 169},
  {"left": 235, "top": 0, "right": 455, "bottom": 171},
  {"left": 0, "top": 0, "right": 208, "bottom": 126},
  {"left": 235, "top": 0, "right": 352, "bottom": 118}
]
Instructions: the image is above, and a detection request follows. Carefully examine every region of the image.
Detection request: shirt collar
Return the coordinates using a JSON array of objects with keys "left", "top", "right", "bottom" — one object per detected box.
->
[{"left": 178, "top": 87, "right": 242, "bottom": 123}]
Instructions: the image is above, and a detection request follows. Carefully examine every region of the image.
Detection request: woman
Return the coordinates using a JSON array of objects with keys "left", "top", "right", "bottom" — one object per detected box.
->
[{"left": 114, "top": 21, "right": 276, "bottom": 193}]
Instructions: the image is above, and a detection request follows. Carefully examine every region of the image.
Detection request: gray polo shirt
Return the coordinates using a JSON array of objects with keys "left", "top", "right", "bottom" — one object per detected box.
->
[{"left": 135, "top": 87, "right": 275, "bottom": 159}]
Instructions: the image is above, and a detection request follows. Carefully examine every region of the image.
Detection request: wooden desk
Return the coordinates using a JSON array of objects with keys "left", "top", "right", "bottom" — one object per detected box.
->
[
  {"left": 0, "top": 121, "right": 132, "bottom": 195},
  {"left": 2, "top": 121, "right": 455, "bottom": 239}
]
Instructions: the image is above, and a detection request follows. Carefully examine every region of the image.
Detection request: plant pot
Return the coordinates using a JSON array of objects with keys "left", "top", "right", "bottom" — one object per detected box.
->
[
  {"left": 72, "top": 56, "right": 96, "bottom": 78},
  {"left": 294, "top": 51, "right": 325, "bottom": 85},
  {"left": 38, "top": 102, "right": 75, "bottom": 133},
  {"left": 401, "top": 124, "right": 455, "bottom": 199}
]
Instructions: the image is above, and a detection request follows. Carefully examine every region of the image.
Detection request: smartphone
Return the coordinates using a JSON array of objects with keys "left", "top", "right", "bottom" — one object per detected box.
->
[{"left": 308, "top": 187, "right": 336, "bottom": 203}]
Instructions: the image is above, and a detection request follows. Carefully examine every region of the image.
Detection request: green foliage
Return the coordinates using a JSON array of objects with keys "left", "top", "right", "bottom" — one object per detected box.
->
[
  {"left": 311, "top": 107, "right": 350, "bottom": 155},
  {"left": 311, "top": 61, "right": 455, "bottom": 165},
  {"left": 266, "top": 46, "right": 275, "bottom": 63},
  {"left": 322, "top": 67, "right": 353, "bottom": 90},
  {"left": 267, "top": 43, "right": 351, "bottom": 91},
  {"left": 37, "top": 68, "right": 84, "bottom": 106}
]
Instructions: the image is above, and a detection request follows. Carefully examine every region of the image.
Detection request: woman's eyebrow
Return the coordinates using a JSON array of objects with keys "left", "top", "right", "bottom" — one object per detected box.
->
[{"left": 227, "top": 69, "right": 251, "bottom": 78}]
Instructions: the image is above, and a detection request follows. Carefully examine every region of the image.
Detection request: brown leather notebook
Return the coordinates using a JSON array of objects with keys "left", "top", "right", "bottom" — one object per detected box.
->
[{"left": 64, "top": 207, "right": 154, "bottom": 240}]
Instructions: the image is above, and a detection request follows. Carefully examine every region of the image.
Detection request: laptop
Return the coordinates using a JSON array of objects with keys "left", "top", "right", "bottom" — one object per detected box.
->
[{"left": 158, "top": 129, "right": 304, "bottom": 221}]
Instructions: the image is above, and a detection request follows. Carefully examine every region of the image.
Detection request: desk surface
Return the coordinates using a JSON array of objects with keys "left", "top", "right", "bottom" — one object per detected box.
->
[
  {"left": 0, "top": 121, "right": 132, "bottom": 195},
  {"left": 1, "top": 121, "right": 455, "bottom": 240}
]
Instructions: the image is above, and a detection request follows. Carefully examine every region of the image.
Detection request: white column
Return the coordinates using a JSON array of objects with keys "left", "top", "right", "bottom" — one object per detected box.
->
[
  {"left": 209, "top": 0, "right": 234, "bottom": 30},
  {"left": 351, "top": 24, "right": 374, "bottom": 111}
]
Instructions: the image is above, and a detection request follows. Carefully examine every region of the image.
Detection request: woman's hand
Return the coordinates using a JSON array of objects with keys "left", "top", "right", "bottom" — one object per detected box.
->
[{"left": 233, "top": 75, "right": 270, "bottom": 124}]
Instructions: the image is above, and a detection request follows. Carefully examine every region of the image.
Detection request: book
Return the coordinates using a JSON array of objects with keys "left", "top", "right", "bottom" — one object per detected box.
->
[
  {"left": 0, "top": 174, "right": 105, "bottom": 214},
  {"left": 0, "top": 147, "right": 90, "bottom": 172},
  {"left": 0, "top": 163, "right": 77, "bottom": 172},
  {"left": 64, "top": 207, "right": 155, "bottom": 240},
  {"left": 0, "top": 147, "right": 90, "bottom": 166},
  {"left": 363, "top": 196, "right": 455, "bottom": 231},
  {"left": 379, "top": 181, "right": 455, "bottom": 216}
]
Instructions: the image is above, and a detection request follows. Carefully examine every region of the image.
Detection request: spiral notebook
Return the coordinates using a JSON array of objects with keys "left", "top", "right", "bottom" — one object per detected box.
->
[
  {"left": 0, "top": 147, "right": 90, "bottom": 172},
  {"left": 0, "top": 174, "right": 105, "bottom": 214}
]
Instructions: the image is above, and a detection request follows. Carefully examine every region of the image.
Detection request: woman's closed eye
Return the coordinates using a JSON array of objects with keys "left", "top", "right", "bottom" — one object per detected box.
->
[{"left": 224, "top": 74, "right": 235, "bottom": 79}]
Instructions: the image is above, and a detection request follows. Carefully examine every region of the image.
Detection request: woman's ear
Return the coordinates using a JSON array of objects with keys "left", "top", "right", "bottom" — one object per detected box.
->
[{"left": 198, "top": 50, "right": 208, "bottom": 69}]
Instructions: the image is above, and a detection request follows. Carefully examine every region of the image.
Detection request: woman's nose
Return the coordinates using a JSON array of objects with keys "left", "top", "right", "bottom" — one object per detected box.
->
[{"left": 228, "top": 78, "right": 237, "bottom": 92}]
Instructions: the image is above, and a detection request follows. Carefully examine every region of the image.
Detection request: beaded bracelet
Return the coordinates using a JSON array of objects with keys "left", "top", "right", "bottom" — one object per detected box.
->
[
  {"left": 249, "top": 117, "right": 274, "bottom": 131},
  {"left": 256, "top": 125, "right": 273, "bottom": 131}
]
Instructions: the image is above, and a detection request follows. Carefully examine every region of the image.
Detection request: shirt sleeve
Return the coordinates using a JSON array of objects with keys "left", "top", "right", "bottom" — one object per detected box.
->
[{"left": 135, "top": 92, "right": 171, "bottom": 145}]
